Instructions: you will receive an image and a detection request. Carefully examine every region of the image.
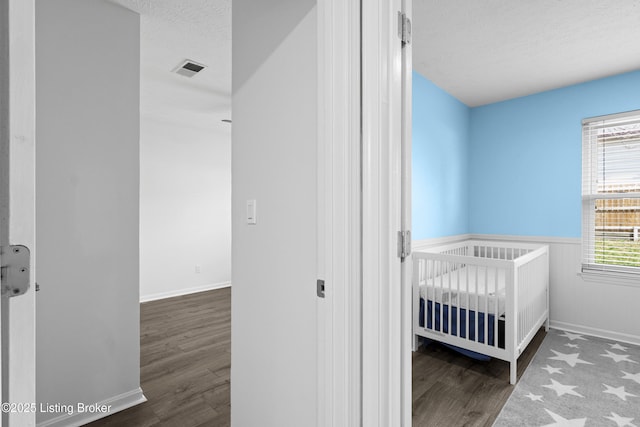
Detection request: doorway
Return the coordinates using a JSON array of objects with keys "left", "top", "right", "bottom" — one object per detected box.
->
[{"left": 34, "top": 1, "right": 232, "bottom": 426}]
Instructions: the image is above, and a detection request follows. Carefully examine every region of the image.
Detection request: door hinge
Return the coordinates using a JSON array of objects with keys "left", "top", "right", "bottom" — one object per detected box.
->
[
  {"left": 1, "top": 245, "right": 31, "bottom": 297},
  {"left": 398, "top": 12, "right": 411, "bottom": 46},
  {"left": 398, "top": 230, "right": 411, "bottom": 261}
]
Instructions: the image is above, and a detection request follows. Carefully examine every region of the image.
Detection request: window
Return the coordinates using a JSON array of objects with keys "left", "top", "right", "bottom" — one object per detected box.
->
[{"left": 582, "top": 110, "right": 640, "bottom": 275}]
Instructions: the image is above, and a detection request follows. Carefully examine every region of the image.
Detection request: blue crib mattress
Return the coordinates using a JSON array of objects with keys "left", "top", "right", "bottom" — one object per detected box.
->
[{"left": 419, "top": 297, "right": 505, "bottom": 360}]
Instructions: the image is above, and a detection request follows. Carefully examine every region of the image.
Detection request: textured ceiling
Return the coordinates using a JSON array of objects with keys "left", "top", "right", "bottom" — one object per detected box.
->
[
  {"left": 109, "top": 0, "right": 640, "bottom": 117},
  {"left": 413, "top": 0, "right": 640, "bottom": 106},
  {"left": 110, "top": 0, "right": 231, "bottom": 129}
]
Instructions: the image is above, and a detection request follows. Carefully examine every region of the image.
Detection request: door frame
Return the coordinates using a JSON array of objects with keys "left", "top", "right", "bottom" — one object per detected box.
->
[
  {"left": 400, "top": 0, "right": 413, "bottom": 424},
  {"left": 317, "top": 0, "right": 362, "bottom": 425},
  {"left": 318, "top": 0, "right": 410, "bottom": 425},
  {"left": 361, "top": 0, "right": 405, "bottom": 424},
  {"left": 0, "top": 0, "right": 37, "bottom": 425}
]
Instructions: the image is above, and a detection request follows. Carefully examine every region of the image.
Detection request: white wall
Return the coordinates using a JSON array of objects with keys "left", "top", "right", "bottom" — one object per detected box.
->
[
  {"left": 140, "top": 116, "right": 231, "bottom": 301},
  {"left": 413, "top": 234, "right": 640, "bottom": 345},
  {"left": 35, "top": 1, "right": 144, "bottom": 425},
  {"left": 231, "top": 1, "right": 318, "bottom": 426}
]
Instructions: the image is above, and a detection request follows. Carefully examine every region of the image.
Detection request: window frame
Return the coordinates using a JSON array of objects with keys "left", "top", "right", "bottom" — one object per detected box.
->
[{"left": 581, "top": 110, "right": 640, "bottom": 281}]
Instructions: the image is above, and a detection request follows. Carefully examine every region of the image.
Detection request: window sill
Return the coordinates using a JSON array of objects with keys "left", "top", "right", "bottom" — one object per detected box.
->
[{"left": 578, "top": 269, "right": 640, "bottom": 288}]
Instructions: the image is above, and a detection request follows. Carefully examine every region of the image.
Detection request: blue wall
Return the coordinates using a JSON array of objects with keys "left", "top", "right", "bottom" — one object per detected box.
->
[
  {"left": 412, "top": 70, "right": 640, "bottom": 239},
  {"left": 412, "top": 71, "right": 470, "bottom": 239},
  {"left": 468, "top": 70, "right": 640, "bottom": 237}
]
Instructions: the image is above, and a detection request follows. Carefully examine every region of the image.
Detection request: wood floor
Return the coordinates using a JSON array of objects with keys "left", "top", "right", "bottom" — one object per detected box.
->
[
  {"left": 87, "top": 287, "right": 231, "bottom": 427},
  {"left": 412, "top": 327, "right": 546, "bottom": 426},
  {"left": 87, "top": 286, "right": 544, "bottom": 427}
]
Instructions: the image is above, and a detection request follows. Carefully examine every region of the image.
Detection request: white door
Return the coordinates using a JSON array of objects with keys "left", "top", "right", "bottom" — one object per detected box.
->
[{"left": 0, "top": 0, "right": 37, "bottom": 426}]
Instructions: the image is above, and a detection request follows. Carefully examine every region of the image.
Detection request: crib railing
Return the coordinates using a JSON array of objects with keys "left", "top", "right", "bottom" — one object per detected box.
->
[
  {"left": 416, "top": 244, "right": 469, "bottom": 281},
  {"left": 473, "top": 244, "right": 530, "bottom": 260},
  {"left": 413, "top": 251, "right": 510, "bottom": 357}
]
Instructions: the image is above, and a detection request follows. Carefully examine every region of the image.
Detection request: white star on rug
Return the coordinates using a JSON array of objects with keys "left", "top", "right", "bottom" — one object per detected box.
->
[
  {"left": 559, "top": 331, "right": 587, "bottom": 341},
  {"left": 603, "top": 384, "right": 638, "bottom": 401},
  {"left": 611, "top": 343, "right": 628, "bottom": 352},
  {"left": 601, "top": 350, "right": 638, "bottom": 364},
  {"left": 541, "top": 409, "right": 586, "bottom": 427},
  {"left": 543, "top": 379, "right": 584, "bottom": 398},
  {"left": 549, "top": 350, "right": 594, "bottom": 368},
  {"left": 604, "top": 412, "right": 637, "bottom": 427},
  {"left": 622, "top": 371, "right": 640, "bottom": 385},
  {"left": 525, "top": 392, "right": 543, "bottom": 402},
  {"left": 542, "top": 364, "right": 564, "bottom": 375},
  {"left": 565, "top": 343, "right": 579, "bottom": 349}
]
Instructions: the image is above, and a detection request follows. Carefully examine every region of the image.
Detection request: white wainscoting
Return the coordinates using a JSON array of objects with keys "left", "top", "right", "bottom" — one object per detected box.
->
[{"left": 413, "top": 234, "right": 640, "bottom": 346}]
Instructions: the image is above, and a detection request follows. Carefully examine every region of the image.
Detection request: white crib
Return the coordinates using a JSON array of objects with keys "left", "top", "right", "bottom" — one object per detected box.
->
[{"left": 413, "top": 239, "right": 549, "bottom": 384}]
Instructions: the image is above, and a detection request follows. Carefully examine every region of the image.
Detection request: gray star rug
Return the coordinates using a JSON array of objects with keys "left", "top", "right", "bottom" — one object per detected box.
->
[{"left": 493, "top": 329, "right": 640, "bottom": 427}]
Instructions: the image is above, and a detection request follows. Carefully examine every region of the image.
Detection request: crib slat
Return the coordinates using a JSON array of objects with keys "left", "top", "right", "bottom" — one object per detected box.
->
[
  {"left": 422, "top": 258, "right": 427, "bottom": 330},
  {"left": 429, "top": 259, "right": 434, "bottom": 332},
  {"left": 456, "top": 262, "right": 460, "bottom": 341},
  {"left": 518, "top": 264, "right": 522, "bottom": 345},
  {"left": 520, "top": 263, "right": 534, "bottom": 342},
  {"left": 418, "top": 258, "right": 421, "bottom": 323},
  {"left": 475, "top": 265, "right": 479, "bottom": 344},
  {"left": 439, "top": 261, "right": 444, "bottom": 333},
  {"left": 447, "top": 261, "right": 452, "bottom": 336},
  {"left": 465, "top": 263, "right": 469, "bottom": 342},
  {"left": 422, "top": 258, "right": 427, "bottom": 331},
  {"left": 523, "top": 263, "right": 527, "bottom": 344},
  {"left": 494, "top": 266, "right": 499, "bottom": 348},
  {"left": 524, "top": 263, "right": 528, "bottom": 344},
  {"left": 484, "top": 266, "right": 489, "bottom": 347},
  {"left": 525, "top": 265, "right": 528, "bottom": 345}
]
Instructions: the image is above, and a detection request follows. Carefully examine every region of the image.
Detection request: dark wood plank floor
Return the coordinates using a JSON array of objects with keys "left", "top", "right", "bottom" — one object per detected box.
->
[
  {"left": 412, "top": 327, "right": 546, "bottom": 427},
  {"left": 87, "top": 286, "right": 544, "bottom": 427},
  {"left": 87, "top": 287, "right": 231, "bottom": 427}
]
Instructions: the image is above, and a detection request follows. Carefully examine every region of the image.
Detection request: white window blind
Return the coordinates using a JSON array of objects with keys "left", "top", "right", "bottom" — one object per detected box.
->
[{"left": 582, "top": 110, "right": 640, "bottom": 274}]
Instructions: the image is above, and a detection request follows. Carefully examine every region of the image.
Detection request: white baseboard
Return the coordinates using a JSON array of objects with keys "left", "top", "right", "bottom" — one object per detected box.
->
[
  {"left": 550, "top": 321, "right": 640, "bottom": 347},
  {"left": 37, "top": 387, "right": 146, "bottom": 427},
  {"left": 140, "top": 281, "right": 231, "bottom": 303}
]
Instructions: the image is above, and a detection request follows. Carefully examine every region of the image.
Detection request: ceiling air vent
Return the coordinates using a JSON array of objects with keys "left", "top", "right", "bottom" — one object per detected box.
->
[{"left": 173, "top": 60, "right": 206, "bottom": 78}]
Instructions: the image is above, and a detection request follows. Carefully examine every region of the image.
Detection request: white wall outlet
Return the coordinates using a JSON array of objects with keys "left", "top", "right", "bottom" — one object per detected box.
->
[
  {"left": 195, "top": 265, "right": 201, "bottom": 274},
  {"left": 247, "top": 199, "right": 257, "bottom": 225}
]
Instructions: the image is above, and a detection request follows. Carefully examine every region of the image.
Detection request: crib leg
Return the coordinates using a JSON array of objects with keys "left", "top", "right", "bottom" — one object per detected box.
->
[
  {"left": 413, "top": 335, "right": 419, "bottom": 352},
  {"left": 545, "top": 316, "right": 550, "bottom": 332},
  {"left": 510, "top": 361, "right": 517, "bottom": 385}
]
